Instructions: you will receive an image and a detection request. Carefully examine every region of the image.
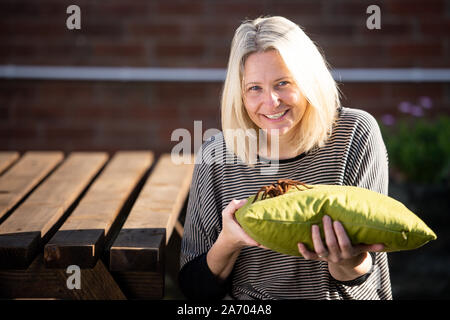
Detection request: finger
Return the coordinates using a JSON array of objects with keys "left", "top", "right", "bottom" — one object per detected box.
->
[
  {"left": 223, "top": 199, "right": 247, "bottom": 217},
  {"left": 242, "top": 234, "right": 260, "bottom": 247},
  {"left": 323, "top": 215, "right": 340, "bottom": 258},
  {"left": 332, "top": 220, "right": 354, "bottom": 259},
  {"left": 311, "top": 224, "right": 328, "bottom": 259},
  {"left": 258, "top": 244, "right": 271, "bottom": 250},
  {"left": 297, "top": 243, "right": 318, "bottom": 260},
  {"left": 354, "top": 243, "right": 385, "bottom": 254}
]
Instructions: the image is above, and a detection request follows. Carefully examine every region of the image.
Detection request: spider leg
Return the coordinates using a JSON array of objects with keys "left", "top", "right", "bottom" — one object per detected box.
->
[
  {"left": 253, "top": 190, "right": 261, "bottom": 203},
  {"left": 253, "top": 186, "right": 267, "bottom": 203},
  {"left": 276, "top": 184, "right": 283, "bottom": 194}
]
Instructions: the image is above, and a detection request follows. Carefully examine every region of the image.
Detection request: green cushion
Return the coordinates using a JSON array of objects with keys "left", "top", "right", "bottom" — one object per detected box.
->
[{"left": 235, "top": 185, "right": 437, "bottom": 256}]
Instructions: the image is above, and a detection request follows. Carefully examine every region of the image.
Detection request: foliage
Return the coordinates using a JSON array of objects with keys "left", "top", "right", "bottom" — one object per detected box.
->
[{"left": 380, "top": 116, "right": 450, "bottom": 184}]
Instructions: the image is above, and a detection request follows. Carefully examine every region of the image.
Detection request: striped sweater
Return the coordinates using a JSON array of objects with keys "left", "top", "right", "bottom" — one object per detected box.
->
[{"left": 179, "top": 107, "right": 393, "bottom": 300}]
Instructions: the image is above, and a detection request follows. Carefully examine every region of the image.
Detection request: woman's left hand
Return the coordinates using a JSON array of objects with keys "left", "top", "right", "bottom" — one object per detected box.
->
[{"left": 297, "top": 215, "right": 385, "bottom": 281}]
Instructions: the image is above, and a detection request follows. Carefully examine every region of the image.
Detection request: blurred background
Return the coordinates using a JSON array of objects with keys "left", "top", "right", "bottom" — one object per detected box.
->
[{"left": 0, "top": 0, "right": 449, "bottom": 299}]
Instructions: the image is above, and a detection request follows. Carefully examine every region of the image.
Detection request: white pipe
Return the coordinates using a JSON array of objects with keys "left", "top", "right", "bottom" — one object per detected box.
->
[
  {"left": 0, "top": 65, "right": 226, "bottom": 82},
  {"left": 0, "top": 65, "right": 449, "bottom": 82},
  {"left": 331, "top": 68, "right": 450, "bottom": 82}
]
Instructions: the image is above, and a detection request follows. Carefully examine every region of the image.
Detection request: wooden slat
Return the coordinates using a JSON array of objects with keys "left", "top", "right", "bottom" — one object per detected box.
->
[
  {"left": 44, "top": 151, "right": 154, "bottom": 268},
  {"left": 0, "top": 152, "right": 108, "bottom": 269},
  {"left": 111, "top": 270, "right": 164, "bottom": 299},
  {"left": 0, "top": 151, "right": 64, "bottom": 223},
  {"left": 0, "top": 254, "right": 126, "bottom": 300},
  {"left": 0, "top": 151, "right": 20, "bottom": 175},
  {"left": 109, "top": 154, "right": 194, "bottom": 272}
]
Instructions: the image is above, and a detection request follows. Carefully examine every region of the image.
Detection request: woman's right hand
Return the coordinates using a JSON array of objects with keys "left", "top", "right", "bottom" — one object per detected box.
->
[
  {"left": 207, "top": 198, "right": 266, "bottom": 281},
  {"left": 219, "top": 199, "right": 261, "bottom": 251}
]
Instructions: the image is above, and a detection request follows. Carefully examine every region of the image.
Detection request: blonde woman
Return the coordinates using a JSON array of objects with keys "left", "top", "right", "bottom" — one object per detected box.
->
[{"left": 179, "top": 16, "right": 392, "bottom": 300}]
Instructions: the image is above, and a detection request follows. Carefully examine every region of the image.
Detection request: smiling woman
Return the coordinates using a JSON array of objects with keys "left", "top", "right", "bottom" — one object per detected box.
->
[
  {"left": 221, "top": 16, "right": 339, "bottom": 163},
  {"left": 179, "top": 16, "right": 392, "bottom": 300},
  {"left": 241, "top": 50, "right": 308, "bottom": 158}
]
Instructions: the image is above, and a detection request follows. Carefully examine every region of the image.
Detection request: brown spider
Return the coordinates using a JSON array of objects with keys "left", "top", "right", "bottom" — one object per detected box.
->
[{"left": 252, "top": 179, "right": 312, "bottom": 203}]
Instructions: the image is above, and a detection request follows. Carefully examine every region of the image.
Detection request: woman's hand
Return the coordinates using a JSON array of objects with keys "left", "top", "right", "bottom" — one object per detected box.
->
[
  {"left": 207, "top": 198, "right": 264, "bottom": 281},
  {"left": 219, "top": 199, "right": 261, "bottom": 251},
  {"left": 297, "top": 215, "right": 385, "bottom": 281}
]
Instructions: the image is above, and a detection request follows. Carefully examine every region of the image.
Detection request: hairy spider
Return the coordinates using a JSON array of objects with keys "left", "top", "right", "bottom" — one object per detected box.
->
[{"left": 252, "top": 179, "right": 312, "bottom": 203}]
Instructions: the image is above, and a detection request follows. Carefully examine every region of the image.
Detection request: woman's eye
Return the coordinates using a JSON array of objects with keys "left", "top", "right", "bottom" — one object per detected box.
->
[
  {"left": 248, "top": 86, "right": 261, "bottom": 91},
  {"left": 278, "top": 81, "right": 289, "bottom": 87}
]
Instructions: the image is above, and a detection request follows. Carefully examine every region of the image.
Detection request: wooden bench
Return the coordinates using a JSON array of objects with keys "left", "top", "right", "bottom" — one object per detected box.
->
[{"left": 0, "top": 151, "right": 194, "bottom": 299}]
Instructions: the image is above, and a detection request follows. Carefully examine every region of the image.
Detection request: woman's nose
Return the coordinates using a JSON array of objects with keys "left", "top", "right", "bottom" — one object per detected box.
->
[{"left": 262, "top": 89, "right": 280, "bottom": 109}]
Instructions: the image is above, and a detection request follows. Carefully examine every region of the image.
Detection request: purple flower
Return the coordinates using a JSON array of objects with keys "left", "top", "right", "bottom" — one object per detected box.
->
[
  {"left": 418, "top": 96, "right": 433, "bottom": 109},
  {"left": 411, "top": 105, "right": 424, "bottom": 117},
  {"left": 381, "top": 114, "right": 396, "bottom": 126},
  {"left": 398, "top": 101, "right": 412, "bottom": 114}
]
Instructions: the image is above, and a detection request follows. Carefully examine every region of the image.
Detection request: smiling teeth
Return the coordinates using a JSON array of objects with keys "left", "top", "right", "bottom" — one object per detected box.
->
[{"left": 265, "top": 111, "right": 286, "bottom": 119}]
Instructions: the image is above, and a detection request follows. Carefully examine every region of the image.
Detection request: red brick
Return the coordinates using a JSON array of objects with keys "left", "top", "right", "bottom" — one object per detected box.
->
[
  {"left": 0, "top": 21, "right": 65, "bottom": 38},
  {"left": 81, "top": 22, "right": 123, "bottom": 38},
  {"left": 327, "top": 0, "right": 374, "bottom": 16},
  {"left": 0, "top": 2, "right": 40, "bottom": 18},
  {"left": 339, "top": 83, "right": 386, "bottom": 102},
  {"left": 386, "top": 84, "right": 444, "bottom": 105},
  {"left": 387, "top": 0, "right": 445, "bottom": 15},
  {"left": 154, "top": 82, "right": 215, "bottom": 102},
  {"left": 2, "top": 122, "right": 39, "bottom": 140},
  {"left": 13, "top": 103, "right": 68, "bottom": 121},
  {"left": 389, "top": 43, "right": 443, "bottom": 58},
  {"left": 332, "top": 44, "right": 385, "bottom": 56},
  {"left": 43, "top": 124, "right": 96, "bottom": 140},
  {"left": 0, "top": 105, "right": 9, "bottom": 120},
  {"left": 359, "top": 22, "right": 412, "bottom": 38},
  {"left": 127, "top": 22, "right": 182, "bottom": 37},
  {"left": 0, "top": 44, "right": 36, "bottom": 59},
  {"left": 321, "top": 44, "right": 386, "bottom": 66},
  {"left": 32, "top": 81, "right": 95, "bottom": 104},
  {"left": 303, "top": 23, "right": 356, "bottom": 39},
  {"left": 208, "top": 46, "right": 231, "bottom": 67},
  {"left": 25, "top": 44, "right": 90, "bottom": 65},
  {"left": 211, "top": 1, "right": 267, "bottom": 18},
  {"left": 157, "top": 1, "right": 204, "bottom": 15},
  {"left": 89, "top": 2, "right": 151, "bottom": 17},
  {"left": 99, "top": 122, "right": 160, "bottom": 147},
  {"left": 93, "top": 43, "right": 146, "bottom": 57},
  {"left": 155, "top": 44, "right": 205, "bottom": 58},
  {"left": 69, "top": 104, "right": 120, "bottom": 120},
  {"left": 413, "top": 58, "right": 450, "bottom": 68},
  {"left": 181, "top": 105, "right": 221, "bottom": 123},
  {"left": 419, "top": 19, "right": 450, "bottom": 36},
  {"left": 128, "top": 104, "right": 181, "bottom": 120},
  {"left": 0, "top": 0, "right": 73, "bottom": 19},
  {"left": 267, "top": 1, "right": 322, "bottom": 16}
]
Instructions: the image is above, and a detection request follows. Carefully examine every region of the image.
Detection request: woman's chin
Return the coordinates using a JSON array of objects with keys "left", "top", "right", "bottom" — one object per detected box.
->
[{"left": 262, "top": 126, "right": 292, "bottom": 137}]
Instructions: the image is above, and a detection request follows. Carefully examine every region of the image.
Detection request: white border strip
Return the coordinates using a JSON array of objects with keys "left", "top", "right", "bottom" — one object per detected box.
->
[
  {"left": 331, "top": 68, "right": 450, "bottom": 82},
  {"left": 0, "top": 65, "right": 449, "bottom": 82},
  {"left": 0, "top": 65, "right": 226, "bottom": 82}
]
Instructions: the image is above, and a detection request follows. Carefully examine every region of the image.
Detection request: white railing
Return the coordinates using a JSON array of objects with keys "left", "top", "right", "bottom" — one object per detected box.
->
[{"left": 1, "top": 65, "right": 449, "bottom": 82}]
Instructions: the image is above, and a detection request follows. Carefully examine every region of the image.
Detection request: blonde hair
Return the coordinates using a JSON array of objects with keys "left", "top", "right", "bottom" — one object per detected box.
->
[{"left": 221, "top": 16, "right": 340, "bottom": 164}]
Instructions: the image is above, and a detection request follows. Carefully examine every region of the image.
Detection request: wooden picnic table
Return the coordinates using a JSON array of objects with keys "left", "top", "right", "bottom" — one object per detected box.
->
[{"left": 0, "top": 151, "right": 194, "bottom": 299}]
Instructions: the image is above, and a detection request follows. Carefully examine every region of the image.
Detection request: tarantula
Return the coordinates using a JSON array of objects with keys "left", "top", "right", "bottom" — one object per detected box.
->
[{"left": 252, "top": 179, "right": 312, "bottom": 203}]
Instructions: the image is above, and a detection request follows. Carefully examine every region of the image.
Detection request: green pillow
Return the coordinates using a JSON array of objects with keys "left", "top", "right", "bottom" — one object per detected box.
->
[{"left": 235, "top": 185, "right": 437, "bottom": 256}]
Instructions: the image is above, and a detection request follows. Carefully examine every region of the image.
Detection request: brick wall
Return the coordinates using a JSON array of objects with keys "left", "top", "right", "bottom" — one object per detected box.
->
[{"left": 1, "top": 0, "right": 449, "bottom": 155}]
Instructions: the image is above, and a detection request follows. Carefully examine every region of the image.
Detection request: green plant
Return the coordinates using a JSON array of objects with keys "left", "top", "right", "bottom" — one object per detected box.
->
[{"left": 380, "top": 117, "right": 450, "bottom": 184}]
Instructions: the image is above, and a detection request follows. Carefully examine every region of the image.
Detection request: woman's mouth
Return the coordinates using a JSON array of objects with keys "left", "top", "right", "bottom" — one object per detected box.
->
[{"left": 263, "top": 109, "right": 289, "bottom": 121}]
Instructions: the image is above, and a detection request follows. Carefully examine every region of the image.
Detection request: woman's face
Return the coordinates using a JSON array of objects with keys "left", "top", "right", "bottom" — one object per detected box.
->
[{"left": 242, "top": 50, "right": 307, "bottom": 136}]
